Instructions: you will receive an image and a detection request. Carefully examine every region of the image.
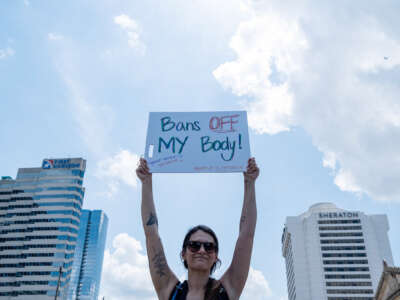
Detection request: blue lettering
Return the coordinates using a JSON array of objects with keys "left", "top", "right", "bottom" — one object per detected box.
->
[
  {"left": 161, "top": 117, "right": 175, "bottom": 132},
  {"left": 158, "top": 137, "right": 175, "bottom": 153},
  {"left": 175, "top": 136, "right": 189, "bottom": 154}
]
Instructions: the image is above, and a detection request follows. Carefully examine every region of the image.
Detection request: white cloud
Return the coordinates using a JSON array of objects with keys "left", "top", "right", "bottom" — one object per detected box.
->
[
  {"left": 213, "top": 12, "right": 308, "bottom": 134},
  {"left": 0, "top": 47, "right": 15, "bottom": 60},
  {"left": 96, "top": 150, "right": 140, "bottom": 196},
  {"left": 48, "top": 33, "right": 64, "bottom": 41},
  {"left": 334, "top": 169, "right": 362, "bottom": 195},
  {"left": 241, "top": 267, "right": 272, "bottom": 299},
  {"left": 114, "top": 14, "right": 146, "bottom": 55},
  {"left": 23, "top": 0, "right": 30, "bottom": 6},
  {"left": 214, "top": 0, "right": 400, "bottom": 202},
  {"left": 61, "top": 73, "right": 114, "bottom": 157},
  {"left": 49, "top": 38, "right": 116, "bottom": 157},
  {"left": 99, "top": 233, "right": 156, "bottom": 300},
  {"left": 322, "top": 151, "right": 337, "bottom": 170},
  {"left": 114, "top": 14, "right": 138, "bottom": 30}
]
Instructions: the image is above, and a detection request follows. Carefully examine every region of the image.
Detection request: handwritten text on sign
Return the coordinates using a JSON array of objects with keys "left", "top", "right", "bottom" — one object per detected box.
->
[{"left": 144, "top": 111, "right": 250, "bottom": 173}]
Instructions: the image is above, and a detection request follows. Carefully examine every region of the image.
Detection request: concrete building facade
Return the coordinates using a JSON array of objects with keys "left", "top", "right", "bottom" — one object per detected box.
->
[
  {"left": 282, "top": 203, "right": 394, "bottom": 300},
  {"left": 375, "top": 261, "right": 400, "bottom": 300}
]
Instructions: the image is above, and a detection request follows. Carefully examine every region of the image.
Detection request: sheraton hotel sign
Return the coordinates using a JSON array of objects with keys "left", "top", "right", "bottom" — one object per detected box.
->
[{"left": 319, "top": 212, "right": 359, "bottom": 218}]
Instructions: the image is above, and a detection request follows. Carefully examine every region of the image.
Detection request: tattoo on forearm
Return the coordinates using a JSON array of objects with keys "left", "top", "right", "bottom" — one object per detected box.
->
[
  {"left": 146, "top": 212, "right": 158, "bottom": 226},
  {"left": 152, "top": 250, "right": 167, "bottom": 277},
  {"left": 240, "top": 215, "right": 246, "bottom": 230}
]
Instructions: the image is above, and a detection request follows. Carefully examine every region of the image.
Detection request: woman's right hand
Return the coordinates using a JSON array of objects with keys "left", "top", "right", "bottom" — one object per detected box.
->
[{"left": 136, "top": 158, "right": 152, "bottom": 184}]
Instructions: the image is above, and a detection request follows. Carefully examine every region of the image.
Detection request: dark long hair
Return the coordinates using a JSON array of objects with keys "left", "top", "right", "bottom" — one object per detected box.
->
[{"left": 181, "top": 225, "right": 221, "bottom": 275}]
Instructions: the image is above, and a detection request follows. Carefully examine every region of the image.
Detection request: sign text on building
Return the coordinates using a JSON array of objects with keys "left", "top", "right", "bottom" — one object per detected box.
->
[
  {"left": 319, "top": 212, "right": 359, "bottom": 218},
  {"left": 42, "top": 159, "right": 81, "bottom": 169}
]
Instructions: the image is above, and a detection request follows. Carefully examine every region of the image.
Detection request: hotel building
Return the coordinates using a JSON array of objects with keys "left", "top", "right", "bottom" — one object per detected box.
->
[
  {"left": 0, "top": 158, "right": 86, "bottom": 299},
  {"left": 282, "top": 202, "right": 394, "bottom": 300}
]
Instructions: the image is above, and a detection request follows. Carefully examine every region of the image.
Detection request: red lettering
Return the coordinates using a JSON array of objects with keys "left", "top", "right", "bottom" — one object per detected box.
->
[
  {"left": 209, "top": 117, "right": 220, "bottom": 130},
  {"left": 209, "top": 114, "right": 239, "bottom": 133}
]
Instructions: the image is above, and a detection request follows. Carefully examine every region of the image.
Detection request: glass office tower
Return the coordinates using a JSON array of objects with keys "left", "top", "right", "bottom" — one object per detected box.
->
[
  {"left": 0, "top": 158, "right": 86, "bottom": 299},
  {"left": 282, "top": 203, "right": 394, "bottom": 300},
  {"left": 68, "top": 210, "right": 108, "bottom": 300}
]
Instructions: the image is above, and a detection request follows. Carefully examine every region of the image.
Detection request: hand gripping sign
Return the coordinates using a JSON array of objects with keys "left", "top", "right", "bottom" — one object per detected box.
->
[{"left": 144, "top": 111, "right": 251, "bottom": 173}]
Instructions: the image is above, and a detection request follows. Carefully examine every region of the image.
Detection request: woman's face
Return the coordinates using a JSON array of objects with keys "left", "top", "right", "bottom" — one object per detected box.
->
[{"left": 182, "top": 230, "right": 218, "bottom": 273}]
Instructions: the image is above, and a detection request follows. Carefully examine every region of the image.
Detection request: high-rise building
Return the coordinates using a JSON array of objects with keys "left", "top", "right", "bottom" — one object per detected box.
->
[
  {"left": 282, "top": 202, "right": 394, "bottom": 300},
  {"left": 68, "top": 209, "right": 108, "bottom": 300},
  {"left": 0, "top": 158, "right": 86, "bottom": 299}
]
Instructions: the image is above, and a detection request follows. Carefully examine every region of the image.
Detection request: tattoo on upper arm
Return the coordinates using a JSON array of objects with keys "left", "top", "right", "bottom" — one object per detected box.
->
[
  {"left": 146, "top": 212, "right": 158, "bottom": 226},
  {"left": 152, "top": 250, "right": 167, "bottom": 278}
]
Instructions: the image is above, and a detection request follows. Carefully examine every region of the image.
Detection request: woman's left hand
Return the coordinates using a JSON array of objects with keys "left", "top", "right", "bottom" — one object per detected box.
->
[{"left": 243, "top": 157, "right": 259, "bottom": 183}]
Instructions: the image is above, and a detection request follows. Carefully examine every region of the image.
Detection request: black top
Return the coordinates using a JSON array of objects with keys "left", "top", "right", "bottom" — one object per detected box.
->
[{"left": 169, "top": 279, "right": 229, "bottom": 300}]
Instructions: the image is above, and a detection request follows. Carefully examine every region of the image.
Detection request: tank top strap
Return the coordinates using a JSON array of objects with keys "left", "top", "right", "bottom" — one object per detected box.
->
[
  {"left": 169, "top": 280, "right": 229, "bottom": 300},
  {"left": 216, "top": 283, "right": 230, "bottom": 300},
  {"left": 169, "top": 280, "right": 188, "bottom": 300}
]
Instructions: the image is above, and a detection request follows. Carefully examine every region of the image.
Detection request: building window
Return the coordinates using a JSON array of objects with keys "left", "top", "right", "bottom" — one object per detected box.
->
[
  {"left": 325, "top": 274, "right": 371, "bottom": 279},
  {"left": 320, "top": 232, "right": 363, "bottom": 237},
  {"left": 320, "top": 239, "right": 364, "bottom": 244},
  {"left": 323, "top": 260, "right": 369, "bottom": 265},
  {"left": 321, "top": 246, "right": 365, "bottom": 251},
  {"left": 326, "top": 289, "right": 373, "bottom": 294},
  {"left": 322, "top": 253, "right": 366, "bottom": 258},
  {"left": 326, "top": 281, "right": 372, "bottom": 287},
  {"left": 318, "top": 220, "right": 361, "bottom": 224},
  {"left": 324, "top": 267, "right": 369, "bottom": 272},
  {"left": 319, "top": 226, "right": 362, "bottom": 231}
]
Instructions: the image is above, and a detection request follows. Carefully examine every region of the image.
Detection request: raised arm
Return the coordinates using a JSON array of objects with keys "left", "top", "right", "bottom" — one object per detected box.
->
[
  {"left": 136, "top": 158, "right": 178, "bottom": 300},
  {"left": 221, "top": 157, "right": 259, "bottom": 299}
]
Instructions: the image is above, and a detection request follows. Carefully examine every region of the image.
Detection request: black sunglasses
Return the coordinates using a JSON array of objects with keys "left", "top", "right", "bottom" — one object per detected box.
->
[{"left": 187, "top": 241, "right": 217, "bottom": 253}]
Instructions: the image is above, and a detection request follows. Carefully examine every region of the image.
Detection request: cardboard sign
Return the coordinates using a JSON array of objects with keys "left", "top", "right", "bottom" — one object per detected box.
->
[{"left": 144, "top": 111, "right": 251, "bottom": 173}]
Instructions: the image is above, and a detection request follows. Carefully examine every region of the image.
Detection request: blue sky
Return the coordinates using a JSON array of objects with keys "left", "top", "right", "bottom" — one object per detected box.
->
[{"left": 1, "top": 1, "right": 400, "bottom": 299}]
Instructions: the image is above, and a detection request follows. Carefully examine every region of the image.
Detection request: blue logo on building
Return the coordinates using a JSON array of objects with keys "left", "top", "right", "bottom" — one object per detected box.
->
[
  {"left": 42, "top": 159, "right": 54, "bottom": 169},
  {"left": 42, "top": 159, "right": 80, "bottom": 169}
]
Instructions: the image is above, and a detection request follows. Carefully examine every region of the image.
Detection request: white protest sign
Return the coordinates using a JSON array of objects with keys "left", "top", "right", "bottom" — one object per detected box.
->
[{"left": 144, "top": 111, "right": 251, "bottom": 173}]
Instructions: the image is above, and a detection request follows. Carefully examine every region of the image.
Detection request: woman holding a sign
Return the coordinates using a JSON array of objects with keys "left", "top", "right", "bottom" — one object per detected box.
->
[{"left": 136, "top": 157, "right": 259, "bottom": 300}]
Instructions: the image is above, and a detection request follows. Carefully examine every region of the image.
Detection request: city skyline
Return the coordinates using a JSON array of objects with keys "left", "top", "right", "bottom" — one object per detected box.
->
[
  {"left": 2, "top": 1, "right": 400, "bottom": 299},
  {"left": 0, "top": 159, "right": 108, "bottom": 300}
]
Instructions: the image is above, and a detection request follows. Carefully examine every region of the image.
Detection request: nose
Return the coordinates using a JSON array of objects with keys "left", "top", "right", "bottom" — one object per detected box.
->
[{"left": 198, "top": 244, "right": 207, "bottom": 253}]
